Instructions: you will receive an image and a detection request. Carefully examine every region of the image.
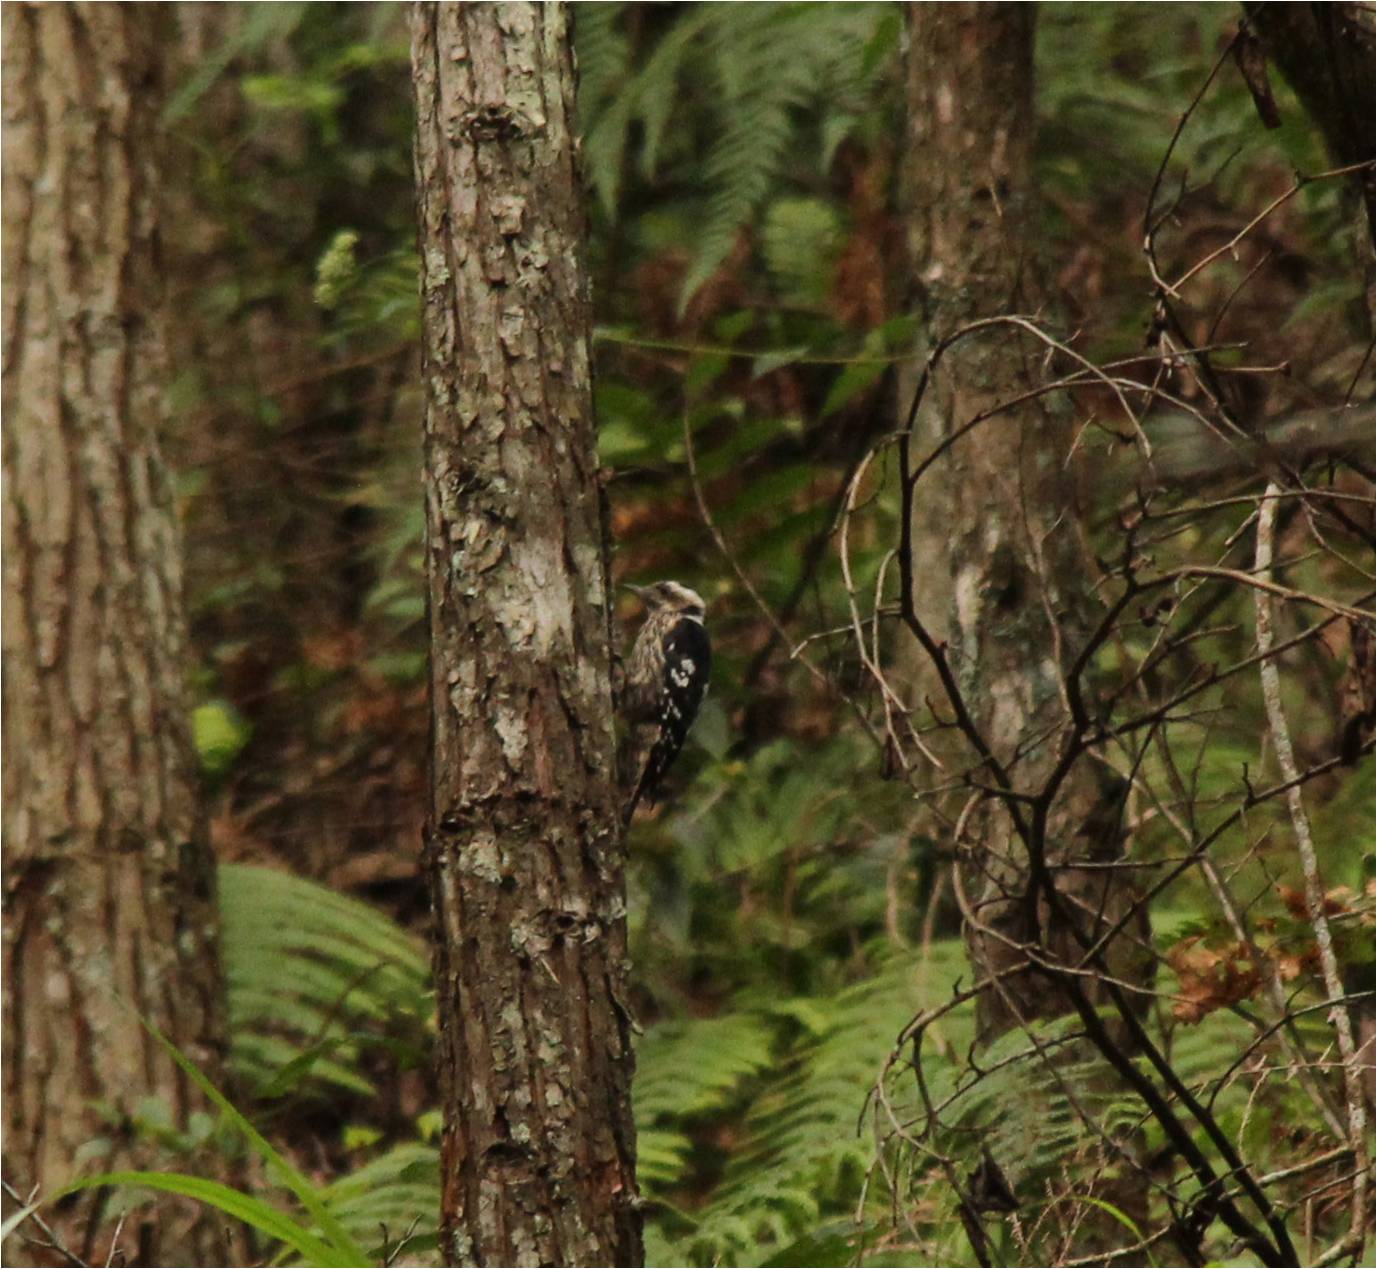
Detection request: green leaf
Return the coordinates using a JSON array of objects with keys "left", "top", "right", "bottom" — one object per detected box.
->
[
  {"left": 192, "top": 700, "right": 251, "bottom": 776},
  {"left": 55, "top": 1172, "right": 349, "bottom": 1267},
  {"left": 314, "top": 230, "right": 360, "bottom": 310},
  {"left": 322, "top": 1143, "right": 440, "bottom": 1251},
  {"left": 343, "top": 1125, "right": 384, "bottom": 1152},
  {"left": 138, "top": 1019, "right": 370, "bottom": 1264},
  {"left": 416, "top": 1109, "right": 444, "bottom": 1142},
  {"left": 241, "top": 73, "right": 344, "bottom": 116},
  {"left": 761, "top": 198, "right": 842, "bottom": 307},
  {"left": 163, "top": 3, "right": 310, "bottom": 123},
  {"left": 820, "top": 359, "right": 886, "bottom": 418},
  {"left": 636, "top": 1128, "right": 693, "bottom": 1190},
  {"left": 750, "top": 347, "right": 809, "bottom": 380},
  {"left": 0, "top": 1203, "right": 41, "bottom": 1246}
]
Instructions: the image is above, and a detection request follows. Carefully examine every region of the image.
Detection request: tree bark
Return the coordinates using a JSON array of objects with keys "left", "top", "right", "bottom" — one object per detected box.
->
[
  {"left": 898, "top": 5, "right": 1156, "bottom": 1245},
  {"left": 901, "top": 2, "right": 1149, "bottom": 1045},
  {"left": 1245, "top": 2, "right": 1375, "bottom": 234},
  {"left": 1, "top": 5, "right": 232, "bottom": 1265},
  {"left": 410, "top": 4, "right": 641, "bottom": 1265}
]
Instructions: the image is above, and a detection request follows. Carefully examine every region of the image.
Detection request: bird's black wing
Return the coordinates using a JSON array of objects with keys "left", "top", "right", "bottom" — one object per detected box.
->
[{"left": 622, "top": 617, "right": 710, "bottom": 823}]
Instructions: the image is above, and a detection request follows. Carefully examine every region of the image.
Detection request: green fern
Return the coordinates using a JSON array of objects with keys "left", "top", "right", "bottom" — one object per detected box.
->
[
  {"left": 933, "top": 1018, "right": 1136, "bottom": 1184},
  {"left": 648, "top": 944, "right": 969, "bottom": 1268},
  {"left": 321, "top": 1141, "right": 440, "bottom": 1261},
  {"left": 575, "top": 3, "right": 897, "bottom": 308},
  {"left": 635, "top": 1012, "right": 777, "bottom": 1194},
  {"left": 219, "top": 864, "right": 431, "bottom": 1101},
  {"left": 689, "top": 3, "right": 891, "bottom": 308},
  {"left": 638, "top": 1012, "right": 777, "bottom": 1122}
]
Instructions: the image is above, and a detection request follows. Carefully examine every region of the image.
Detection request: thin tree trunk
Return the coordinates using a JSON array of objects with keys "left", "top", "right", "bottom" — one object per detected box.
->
[
  {"left": 902, "top": 1, "right": 1148, "bottom": 1044},
  {"left": 410, "top": 4, "right": 641, "bottom": 1265},
  {"left": 1, "top": 5, "right": 232, "bottom": 1265},
  {"left": 898, "top": 5, "right": 1153, "bottom": 1239}
]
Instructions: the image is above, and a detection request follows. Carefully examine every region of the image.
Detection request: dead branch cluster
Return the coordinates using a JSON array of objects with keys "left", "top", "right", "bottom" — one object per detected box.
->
[{"left": 687, "top": 47, "right": 1376, "bottom": 1269}]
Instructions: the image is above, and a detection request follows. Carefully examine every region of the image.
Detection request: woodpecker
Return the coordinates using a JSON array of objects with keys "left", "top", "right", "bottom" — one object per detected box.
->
[{"left": 620, "top": 580, "right": 711, "bottom": 826}]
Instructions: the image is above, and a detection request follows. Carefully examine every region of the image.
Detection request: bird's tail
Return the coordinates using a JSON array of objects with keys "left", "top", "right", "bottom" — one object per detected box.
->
[
  {"left": 620, "top": 723, "right": 658, "bottom": 828},
  {"left": 619, "top": 783, "right": 645, "bottom": 829}
]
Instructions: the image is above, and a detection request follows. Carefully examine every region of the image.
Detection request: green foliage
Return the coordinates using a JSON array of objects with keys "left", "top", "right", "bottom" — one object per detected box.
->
[
  {"left": 577, "top": 3, "right": 898, "bottom": 308},
  {"left": 322, "top": 1142, "right": 441, "bottom": 1261},
  {"left": 51, "top": 873, "right": 438, "bottom": 1267},
  {"left": 159, "top": 1014, "right": 369, "bottom": 1261},
  {"left": 312, "top": 229, "right": 360, "bottom": 310},
  {"left": 207, "top": 759, "right": 948, "bottom": 1262},
  {"left": 658, "top": 955, "right": 945, "bottom": 1267},
  {"left": 147, "top": 5, "right": 1375, "bottom": 1267},
  {"left": 52, "top": 1017, "right": 373, "bottom": 1264},
  {"left": 629, "top": 736, "right": 913, "bottom": 1008},
  {"left": 164, "top": 3, "right": 312, "bottom": 124},
  {"left": 219, "top": 864, "right": 430, "bottom": 1101},
  {"left": 931, "top": 1019, "right": 1139, "bottom": 1187},
  {"left": 637, "top": 1013, "right": 775, "bottom": 1145},
  {"left": 206, "top": 858, "right": 967, "bottom": 1267},
  {"left": 193, "top": 700, "right": 252, "bottom": 777},
  {"left": 312, "top": 235, "right": 419, "bottom": 345},
  {"left": 62, "top": 1171, "right": 354, "bottom": 1267},
  {"left": 763, "top": 198, "right": 845, "bottom": 309}
]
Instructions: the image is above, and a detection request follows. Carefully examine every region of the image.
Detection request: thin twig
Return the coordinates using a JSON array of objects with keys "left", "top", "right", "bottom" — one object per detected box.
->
[
  {"left": 1253, "top": 482, "right": 1373, "bottom": 1249},
  {"left": 0, "top": 1179, "right": 91, "bottom": 1269}
]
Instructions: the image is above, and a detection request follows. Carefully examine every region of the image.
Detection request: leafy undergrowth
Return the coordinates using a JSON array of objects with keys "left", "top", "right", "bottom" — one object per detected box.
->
[
  {"left": 142, "top": 857, "right": 1353, "bottom": 1267},
  {"left": 211, "top": 853, "right": 969, "bottom": 1267}
]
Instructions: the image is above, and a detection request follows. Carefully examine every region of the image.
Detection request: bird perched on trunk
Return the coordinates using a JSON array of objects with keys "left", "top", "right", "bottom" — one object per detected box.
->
[{"left": 619, "top": 581, "right": 711, "bottom": 826}]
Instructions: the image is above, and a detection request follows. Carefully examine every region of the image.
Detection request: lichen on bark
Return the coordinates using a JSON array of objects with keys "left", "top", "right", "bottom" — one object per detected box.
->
[{"left": 410, "top": 3, "right": 641, "bottom": 1265}]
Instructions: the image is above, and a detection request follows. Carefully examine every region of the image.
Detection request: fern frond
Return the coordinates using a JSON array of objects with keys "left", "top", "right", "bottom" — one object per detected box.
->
[
  {"left": 320, "top": 1141, "right": 440, "bottom": 1255},
  {"left": 219, "top": 864, "right": 430, "bottom": 1100},
  {"left": 662, "top": 947, "right": 965, "bottom": 1267},
  {"left": 680, "top": 3, "right": 890, "bottom": 307},
  {"left": 637, "top": 1012, "right": 776, "bottom": 1125},
  {"left": 576, "top": 3, "right": 894, "bottom": 305}
]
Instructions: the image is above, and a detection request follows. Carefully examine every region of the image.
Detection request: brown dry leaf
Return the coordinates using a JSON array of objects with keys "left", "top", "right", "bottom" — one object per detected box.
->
[
  {"left": 1274, "top": 947, "right": 1321, "bottom": 981},
  {"left": 301, "top": 628, "right": 364, "bottom": 671},
  {"left": 341, "top": 686, "right": 407, "bottom": 736},
  {"left": 1167, "top": 935, "right": 1263, "bottom": 1024},
  {"left": 1326, "top": 885, "right": 1359, "bottom": 911},
  {"left": 1277, "top": 883, "right": 1359, "bottom": 920},
  {"left": 1277, "top": 885, "right": 1308, "bottom": 920}
]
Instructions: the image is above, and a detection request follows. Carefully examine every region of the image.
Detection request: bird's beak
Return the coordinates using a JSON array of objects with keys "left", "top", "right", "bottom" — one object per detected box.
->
[{"left": 622, "top": 583, "right": 648, "bottom": 599}]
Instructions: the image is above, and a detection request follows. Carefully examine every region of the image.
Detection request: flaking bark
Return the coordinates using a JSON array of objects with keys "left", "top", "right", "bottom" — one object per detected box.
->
[{"left": 409, "top": 4, "right": 641, "bottom": 1265}]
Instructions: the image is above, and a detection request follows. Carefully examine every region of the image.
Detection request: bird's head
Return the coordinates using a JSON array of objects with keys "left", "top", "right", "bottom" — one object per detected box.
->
[{"left": 624, "top": 580, "right": 706, "bottom": 620}]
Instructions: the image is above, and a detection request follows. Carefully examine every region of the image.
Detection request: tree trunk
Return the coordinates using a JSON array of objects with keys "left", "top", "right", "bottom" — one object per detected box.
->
[
  {"left": 1245, "top": 2, "right": 1375, "bottom": 235},
  {"left": 902, "top": 1, "right": 1148, "bottom": 1045},
  {"left": 898, "top": 10, "right": 1153, "bottom": 1245},
  {"left": 1, "top": 5, "right": 232, "bottom": 1265},
  {"left": 410, "top": 4, "right": 641, "bottom": 1265}
]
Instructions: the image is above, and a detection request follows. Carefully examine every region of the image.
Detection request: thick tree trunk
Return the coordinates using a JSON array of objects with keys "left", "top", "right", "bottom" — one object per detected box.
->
[
  {"left": 1246, "top": 2, "right": 1375, "bottom": 325},
  {"left": 1, "top": 6, "right": 231, "bottom": 1265},
  {"left": 410, "top": 4, "right": 641, "bottom": 1266}
]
